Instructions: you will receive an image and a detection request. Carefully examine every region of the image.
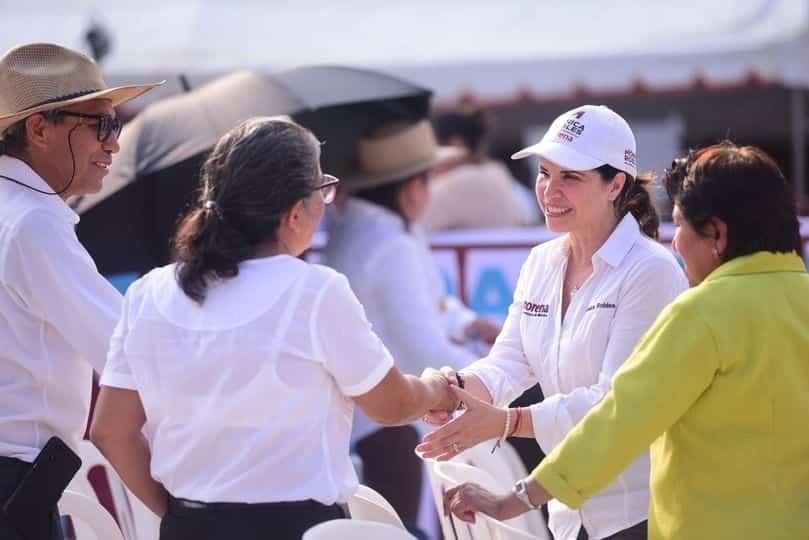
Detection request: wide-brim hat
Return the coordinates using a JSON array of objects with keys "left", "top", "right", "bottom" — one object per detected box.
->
[
  {"left": 0, "top": 43, "right": 164, "bottom": 134},
  {"left": 345, "top": 119, "right": 465, "bottom": 192}
]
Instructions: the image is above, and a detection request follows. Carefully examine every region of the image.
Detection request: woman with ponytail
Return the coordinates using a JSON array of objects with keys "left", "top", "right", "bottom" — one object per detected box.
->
[
  {"left": 88, "top": 117, "right": 456, "bottom": 540},
  {"left": 417, "top": 106, "right": 688, "bottom": 540}
]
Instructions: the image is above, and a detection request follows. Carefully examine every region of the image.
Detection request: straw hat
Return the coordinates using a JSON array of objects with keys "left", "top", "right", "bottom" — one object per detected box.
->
[
  {"left": 345, "top": 119, "right": 464, "bottom": 192},
  {"left": 0, "top": 43, "right": 163, "bottom": 134}
]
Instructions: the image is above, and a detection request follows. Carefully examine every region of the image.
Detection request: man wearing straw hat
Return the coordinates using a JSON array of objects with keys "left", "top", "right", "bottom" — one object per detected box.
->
[{"left": 0, "top": 43, "right": 161, "bottom": 539}]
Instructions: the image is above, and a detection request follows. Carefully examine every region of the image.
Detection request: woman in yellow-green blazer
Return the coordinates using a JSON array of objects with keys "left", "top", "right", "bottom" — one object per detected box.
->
[{"left": 441, "top": 141, "right": 809, "bottom": 540}]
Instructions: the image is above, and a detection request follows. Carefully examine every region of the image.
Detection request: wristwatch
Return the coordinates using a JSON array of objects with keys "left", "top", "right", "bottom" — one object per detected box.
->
[{"left": 513, "top": 479, "right": 540, "bottom": 510}]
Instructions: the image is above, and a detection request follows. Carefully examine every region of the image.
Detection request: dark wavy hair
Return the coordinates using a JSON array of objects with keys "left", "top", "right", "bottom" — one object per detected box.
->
[
  {"left": 172, "top": 117, "right": 320, "bottom": 303},
  {"left": 664, "top": 140, "right": 801, "bottom": 261},
  {"left": 595, "top": 165, "right": 660, "bottom": 239}
]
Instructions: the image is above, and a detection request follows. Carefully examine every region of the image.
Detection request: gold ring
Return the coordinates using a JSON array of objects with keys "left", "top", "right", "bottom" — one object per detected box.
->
[{"left": 452, "top": 442, "right": 460, "bottom": 453}]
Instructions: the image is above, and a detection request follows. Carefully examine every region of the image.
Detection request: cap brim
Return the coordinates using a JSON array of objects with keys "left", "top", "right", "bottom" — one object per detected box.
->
[
  {"left": 0, "top": 80, "right": 165, "bottom": 133},
  {"left": 345, "top": 145, "right": 465, "bottom": 192},
  {"left": 511, "top": 140, "right": 604, "bottom": 171}
]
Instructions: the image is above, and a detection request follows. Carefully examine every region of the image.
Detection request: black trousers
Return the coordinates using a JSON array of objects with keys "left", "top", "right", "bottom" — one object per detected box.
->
[
  {"left": 160, "top": 495, "right": 346, "bottom": 540},
  {"left": 577, "top": 520, "right": 648, "bottom": 540},
  {"left": 0, "top": 456, "right": 64, "bottom": 540}
]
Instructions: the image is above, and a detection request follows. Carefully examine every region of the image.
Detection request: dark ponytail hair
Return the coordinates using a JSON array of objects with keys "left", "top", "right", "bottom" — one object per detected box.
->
[
  {"left": 173, "top": 117, "right": 320, "bottom": 303},
  {"left": 596, "top": 165, "right": 660, "bottom": 240}
]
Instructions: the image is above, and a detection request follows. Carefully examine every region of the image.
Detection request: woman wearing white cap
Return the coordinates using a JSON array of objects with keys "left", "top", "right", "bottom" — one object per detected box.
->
[{"left": 417, "top": 105, "right": 688, "bottom": 539}]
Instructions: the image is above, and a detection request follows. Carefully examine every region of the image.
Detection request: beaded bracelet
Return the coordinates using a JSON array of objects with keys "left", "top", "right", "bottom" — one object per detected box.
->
[{"left": 491, "top": 407, "right": 512, "bottom": 454}]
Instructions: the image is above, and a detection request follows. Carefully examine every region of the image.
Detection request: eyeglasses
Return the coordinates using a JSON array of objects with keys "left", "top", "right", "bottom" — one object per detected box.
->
[
  {"left": 315, "top": 174, "right": 340, "bottom": 204},
  {"left": 54, "top": 111, "right": 123, "bottom": 143}
]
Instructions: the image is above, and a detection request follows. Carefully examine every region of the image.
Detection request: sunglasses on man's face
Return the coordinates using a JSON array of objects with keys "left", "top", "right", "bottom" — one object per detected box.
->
[{"left": 55, "top": 111, "right": 123, "bottom": 143}]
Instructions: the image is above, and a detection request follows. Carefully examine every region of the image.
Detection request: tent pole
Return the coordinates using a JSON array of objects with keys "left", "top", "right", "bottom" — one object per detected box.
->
[{"left": 790, "top": 88, "right": 807, "bottom": 198}]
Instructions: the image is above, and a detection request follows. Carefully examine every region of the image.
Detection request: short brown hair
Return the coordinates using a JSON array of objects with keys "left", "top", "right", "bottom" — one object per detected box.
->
[{"left": 665, "top": 141, "right": 802, "bottom": 260}]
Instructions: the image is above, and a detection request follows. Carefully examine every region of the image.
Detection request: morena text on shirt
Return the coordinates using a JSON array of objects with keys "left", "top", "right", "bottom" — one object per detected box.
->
[{"left": 523, "top": 301, "right": 550, "bottom": 317}]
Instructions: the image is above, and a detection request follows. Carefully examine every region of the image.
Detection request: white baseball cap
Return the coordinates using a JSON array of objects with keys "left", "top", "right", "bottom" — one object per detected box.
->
[{"left": 511, "top": 105, "right": 637, "bottom": 178}]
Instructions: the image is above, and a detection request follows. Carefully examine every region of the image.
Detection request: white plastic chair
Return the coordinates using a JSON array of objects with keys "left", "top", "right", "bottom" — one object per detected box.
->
[
  {"left": 433, "top": 459, "right": 550, "bottom": 540},
  {"left": 480, "top": 514, "right": 537, "bottom": 540},
  {"left": 459, "top": 442, "right": 550, "bottom": 539},
  {"left": 68, "top": 441, "right": 160, "bottom": 540},
  {"left": 423, "top": 457, "right": 461, "bottom": 540},
  {"left": 348, "top": 484, "right": 405, "bottom": 528},
  {"left": 427, "top": 460, "right": 492, "bottom": 540},
  {"left": 58, "top": 490, "right": 124, "bottom": 540},
  {"left": 303, "top": 519, "right": 416, "bottom": 540}
]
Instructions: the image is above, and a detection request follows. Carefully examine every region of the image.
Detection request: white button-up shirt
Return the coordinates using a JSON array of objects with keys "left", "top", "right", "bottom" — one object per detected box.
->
[
  {"left": 466, "top": 214, "right": 688, "bottom": 540},
  {"left": 323, "top": 198, "right": 477, "bottom": 442},
  {"left": 0, "top": 156, "right": 121, "bottom": 462},
  {"left": 100, "top": 256, "right": 394, "bottom": 505}
]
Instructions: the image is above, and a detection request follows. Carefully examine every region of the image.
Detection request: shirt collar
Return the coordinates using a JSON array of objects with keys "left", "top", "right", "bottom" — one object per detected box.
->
[
  {"left": 593, "top": 213, "right": 641, "bottom": 268},
  {"left": 705, "top": 251, "right": 807, "bottom": 283},
  {"left": 0, "top": 155, "right": 80, "bottom": 225},
  {"left": 551, "top": 213, "right": 641, "bottom": 268}
]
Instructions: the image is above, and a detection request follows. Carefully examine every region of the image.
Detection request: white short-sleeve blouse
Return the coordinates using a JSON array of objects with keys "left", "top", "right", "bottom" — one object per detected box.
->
[{"left": 100, "top": 255, "right": 393, "bottom": 505}]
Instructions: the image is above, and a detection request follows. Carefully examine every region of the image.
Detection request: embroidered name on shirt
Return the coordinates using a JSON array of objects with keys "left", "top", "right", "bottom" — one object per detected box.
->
[
  {"left": 523, "top": 301, "right": 550, "bottom": 317},
  {"left": 585, "top": 302, "right": 617, "bottom": 312}
]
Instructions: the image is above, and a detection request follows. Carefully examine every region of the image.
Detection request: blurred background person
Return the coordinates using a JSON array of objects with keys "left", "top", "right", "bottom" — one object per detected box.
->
[
  {"left": 421, "top": 105, "right": 540, "bottom": 231},
  {"left": 89, "top": 117, "right": 455, "bottom": 540},
  {"left": 323, "top": 119, "right": 500, "bottom": 537},
  {"left": 418, "top": 105, "right": 688, "bottom": 540},
  {"left": 441, "top": 141, "right": 809, "bottom": 540}
]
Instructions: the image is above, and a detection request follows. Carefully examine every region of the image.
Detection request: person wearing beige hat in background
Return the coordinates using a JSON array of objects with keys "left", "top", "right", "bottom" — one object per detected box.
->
[
  {"left": 0, "top": 43, "right": 160, "bottom": 539},
  {"left": 322, "top": 119, "right": 498, "bottom": 537}
]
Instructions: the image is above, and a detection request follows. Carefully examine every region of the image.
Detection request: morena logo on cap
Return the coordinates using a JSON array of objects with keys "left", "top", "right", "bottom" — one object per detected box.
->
[{"left": 555, "top": 111, "right": 586, "bottom": 143}]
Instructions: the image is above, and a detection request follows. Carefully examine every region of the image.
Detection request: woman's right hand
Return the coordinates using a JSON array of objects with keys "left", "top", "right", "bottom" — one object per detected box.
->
[
  {"left": 421, "top": 366, "right": 460, "bottom": 425},
  {"left": 420, "top": 367, "right": 456, "bottom": 414}
]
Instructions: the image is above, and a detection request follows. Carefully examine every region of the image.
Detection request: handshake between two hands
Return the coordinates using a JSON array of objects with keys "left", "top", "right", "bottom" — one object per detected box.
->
[
  {"left": 414, "top": 367, "right": 542, "bottom": 524},
  {"left": 414, "top": 367, "right": 508, "bottom": 462}
]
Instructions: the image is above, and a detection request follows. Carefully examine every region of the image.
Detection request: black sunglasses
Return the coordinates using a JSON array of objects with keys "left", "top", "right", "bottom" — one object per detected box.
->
[{"left": 55, "top": 111, "right": 123, "bottom": 143}]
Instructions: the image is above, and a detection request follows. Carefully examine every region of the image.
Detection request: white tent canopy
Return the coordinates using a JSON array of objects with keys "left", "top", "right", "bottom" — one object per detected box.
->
[{"left": 2, "top": 0, "right": 809, "bottom": 103}]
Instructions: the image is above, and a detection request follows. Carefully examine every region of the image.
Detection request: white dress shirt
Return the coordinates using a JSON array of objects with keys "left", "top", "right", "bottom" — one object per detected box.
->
[
  {"left": 100, "top": 256, "right": 393, "bottom": 505},
  {"left": 323, "top": 198, "right": 477, "bottom": 443},
  {"left": 0, "top": 156, "right": 121, "bottom": 462},
  {"left": 465, "top": 214, "right": 688, "bottom": 540}
]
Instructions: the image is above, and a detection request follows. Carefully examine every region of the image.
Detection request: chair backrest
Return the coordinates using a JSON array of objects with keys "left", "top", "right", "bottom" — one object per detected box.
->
[
  {"left": 303, "top": 519, "right": 416, "bottom": 540},
  {"left": 68, "top": 441, "right": 160, "bottom": 540},
  {"left": 434, "top": 459, "right": 551, "bottom": 540},
  {"left": 458, "top": 443, "right": 550, "bottom": 540},
  {"left": 480, "top": 514, "right": 537, "bottom": 540},
  {"left": 423, "top": 458, "right": 461, "bottom": 540},
  {"left": 59, "top": 490, "right": 124, "bottom": 540},
  {"left": 348, "top": 485, "right": 405, "bottom": 528},
  {"left": 461, "top": 442, "right": 527, "bottom": 488},
  {"left": 429, "top": 460, "right": 496, "bottom": 540}
]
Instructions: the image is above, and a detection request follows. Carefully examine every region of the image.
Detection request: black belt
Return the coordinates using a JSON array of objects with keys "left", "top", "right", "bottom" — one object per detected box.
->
[{"left": 168, "top": 495, "right": 349, "bottom": 517}]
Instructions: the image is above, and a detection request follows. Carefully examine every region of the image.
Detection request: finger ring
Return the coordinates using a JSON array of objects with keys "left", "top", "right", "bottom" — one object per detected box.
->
[{"left": 452, "top": 442, "right": 460, "bottom": 453}]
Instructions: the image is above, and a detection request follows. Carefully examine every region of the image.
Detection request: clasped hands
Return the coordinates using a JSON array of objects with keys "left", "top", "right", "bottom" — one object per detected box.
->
[
  {"left": 416, "top": 366, "right": 508, "bottom": 461},
  {"left": 416, "top": 366, "right": 546, "bottom": 524}
]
